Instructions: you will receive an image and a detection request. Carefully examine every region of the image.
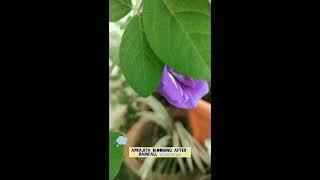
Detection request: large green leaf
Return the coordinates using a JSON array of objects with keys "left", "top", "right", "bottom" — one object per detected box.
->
[
  {"left": 143, "top": 0, "right": 211, "bottom": 80},
  {"left": 109, "top": 131, "right": 125, "bottom": 180},
  {"left": 109, "top": 0, "right": 132, "bottom": 22},
  {"left": 119, "top": 15, "right": 164, "bottom": 97}
]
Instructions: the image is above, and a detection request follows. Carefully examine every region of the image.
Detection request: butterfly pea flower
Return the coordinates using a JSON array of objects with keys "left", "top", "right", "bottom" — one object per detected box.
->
[{"left": 157, "top": 65, "right": 209, "bottom": 109}]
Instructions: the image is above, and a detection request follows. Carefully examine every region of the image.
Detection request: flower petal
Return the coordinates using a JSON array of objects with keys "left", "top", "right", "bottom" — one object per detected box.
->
[
  {"left": 157, "top": 65, "right": 182, "bottom": 102},
  {"left": 157, "top": 65, "right": 209, "bottom": 109}
]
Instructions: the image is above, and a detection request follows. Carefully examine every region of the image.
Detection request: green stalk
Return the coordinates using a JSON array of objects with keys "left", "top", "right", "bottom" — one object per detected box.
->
[
  {"left": 172, "top": 130, "right": 186, "bottom": 174},
  {"left": 139, "top": 135, "right": 171, "bottom": 179},
  {"left": 175, "top": 123, "right": 194, "bottom": 171}
]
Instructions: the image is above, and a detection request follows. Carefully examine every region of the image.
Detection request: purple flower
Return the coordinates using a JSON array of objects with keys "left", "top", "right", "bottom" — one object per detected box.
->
[{"left": 157, "top": 65, "right": 209, "bottom": 109}]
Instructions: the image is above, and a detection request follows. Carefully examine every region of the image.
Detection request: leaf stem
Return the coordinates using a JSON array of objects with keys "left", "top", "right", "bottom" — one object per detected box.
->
[
  {"left": 133, "top": 0, "right": 143, "bottom": 15},
  {"left": 137, "top": 0, "right": 143, "bottom": 11}
]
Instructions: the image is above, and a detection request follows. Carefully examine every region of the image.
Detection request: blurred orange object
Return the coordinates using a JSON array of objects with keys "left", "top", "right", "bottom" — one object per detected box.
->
[{"left": 188, "top": 100, "right": 211, "bottom": 144}]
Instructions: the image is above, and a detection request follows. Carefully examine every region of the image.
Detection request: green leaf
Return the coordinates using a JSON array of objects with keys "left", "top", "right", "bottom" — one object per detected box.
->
[
  {"left": 119, "top": 15, "right": 164, "bottom": 97},
  {"left": 109, "top": 131, "right": 125, "bottom": 180},
  {"left": 143, "top": 0, "right": 211, "bottom": 80},
  {"left": 109, "top": 0, "right": 132, "bottom": 22}
]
